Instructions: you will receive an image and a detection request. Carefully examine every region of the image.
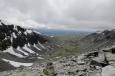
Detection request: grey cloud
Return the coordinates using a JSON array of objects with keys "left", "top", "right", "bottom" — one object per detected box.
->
[{"left": 0, "top": 0, "right": 115, "bottom": 29}]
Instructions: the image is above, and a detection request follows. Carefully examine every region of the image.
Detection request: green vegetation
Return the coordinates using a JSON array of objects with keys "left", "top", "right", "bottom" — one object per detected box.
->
[
  {"left": 0, "top": 59, "right": 15, "bottom": 72},
  {"left": 42, "top": 34, "right": 81, "bottom": 60},
  {"left": 43, "top": 68, "right": 50, "bottom": 75}
]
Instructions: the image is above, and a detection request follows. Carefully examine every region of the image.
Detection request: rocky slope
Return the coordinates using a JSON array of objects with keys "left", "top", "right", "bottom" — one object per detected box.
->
[
  {"left": 0, "top": 42, "right": 115, "bottom": 76},
  {"left": 0, "top": 20, "right": 61, "bottom": 71},
  {"left": 78, "top": 29, "right": 115, "bottom": 53}
]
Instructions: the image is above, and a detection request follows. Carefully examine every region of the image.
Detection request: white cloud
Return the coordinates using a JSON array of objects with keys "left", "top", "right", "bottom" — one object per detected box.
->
[{"left": 0, "top": 0, "right": 115, "bottom": 29}]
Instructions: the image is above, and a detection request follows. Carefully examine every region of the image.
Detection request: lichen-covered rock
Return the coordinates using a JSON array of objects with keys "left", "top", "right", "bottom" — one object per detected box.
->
[{"left": 43, "top": 61, "right": 57, "bottom": 76}]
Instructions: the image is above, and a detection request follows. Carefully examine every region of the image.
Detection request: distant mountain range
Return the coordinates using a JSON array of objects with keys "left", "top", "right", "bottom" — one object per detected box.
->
[{"left": 30, "top": 28, "right": 96, "bottom": 35}]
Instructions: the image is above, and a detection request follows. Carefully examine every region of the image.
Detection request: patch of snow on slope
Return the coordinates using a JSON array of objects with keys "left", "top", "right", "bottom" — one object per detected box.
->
[
  {"left": 38, "top": 41, "right": 46, "bottom": 49},
  {"left": 26, "top": 30, "right": 33, "bottom": 33},
  {"left": 33, "top": 30, "right": 41, "bottom": 34},
  {"left": 13, "top": 32, "right": 16, "bottom": 38},
  {"left": 34, "top": 44, "right": 41, "bottom": 50},
  {"left": 55, "top": 56, "right": 61, "bottom": 59},
  {"left": 50, "top": 36, "right": 53, "bottom": 37},
  {"left": 24, "top": 31, "right": 27, "bottom": 35},
  {"left": 23, "top": 45, "right": 35, "bottom": 53},
  {"left": 101, "top": 65, "right": 115, "bottom": 76},
  {"left": 10, "top": 37, "right": 13, "bottom": 42},
  {"left": 2, "top": 58, "right": 33, "bottom": 67},
  {"left": 95, "top": 30, "right": 103, "bottom": 34},
  {"left": 0, "top": 21, "right": 2, "bottom": 25},
  {"left": 13, "top": 26, "right": 18, "bottom": 31},
  {"left": 27, "top": 43, "right": 31, "bottom": 46},
  {"left": 17, "top": 47, "right": 28, "bottom": 55},
  {"left": 3, "top": 47, "right": 23, "bottom": 58},
  {"left": 37, "top": 57, "right": 44, "bottom": 59},
  {"left": 4, "top": 37, "right": 7, "bottom": 40},
  {"left": 1, "top": 20, "right": 12, "bottom": 25}
]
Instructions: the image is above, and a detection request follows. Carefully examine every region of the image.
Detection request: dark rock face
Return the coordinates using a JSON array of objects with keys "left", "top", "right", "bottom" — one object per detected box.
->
[
  {"left": 85, "top": 52, "right": 98, "bottom": 58},
  {"left": 111, "top": 48, "right": 115, "bottom": 54},
  {"left": 0, "top": 20, "right": 48, "bottom": 50}
]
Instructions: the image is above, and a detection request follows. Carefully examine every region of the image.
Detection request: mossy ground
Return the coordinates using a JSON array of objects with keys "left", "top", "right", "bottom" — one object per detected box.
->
[{"left": 0, "top": 59, "right": 15, "bottom": 72}]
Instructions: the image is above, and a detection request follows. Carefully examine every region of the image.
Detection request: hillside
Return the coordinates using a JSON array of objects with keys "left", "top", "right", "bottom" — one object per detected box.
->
[
  {"left": 0, "top": 20, "right": 61, "bottom": 71},
  {"left": 77, "top": 30, "right": 115, "bottom": 53}
]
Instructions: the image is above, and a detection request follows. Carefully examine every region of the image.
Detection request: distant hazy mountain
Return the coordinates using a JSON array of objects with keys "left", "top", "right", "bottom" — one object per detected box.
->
[{"left": 30, "top": 28, "right": 96, "bottom": 34}]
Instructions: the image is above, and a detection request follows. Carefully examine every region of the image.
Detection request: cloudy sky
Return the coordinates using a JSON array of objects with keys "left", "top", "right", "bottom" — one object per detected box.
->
[{"left": 0, "top": 0, "right": 115, "bottom": 29}]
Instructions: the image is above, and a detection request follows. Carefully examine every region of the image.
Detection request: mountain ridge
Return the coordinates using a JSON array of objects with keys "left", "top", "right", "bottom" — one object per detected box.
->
[{"left": 0, "top": 20, "right": 61, "bottom": 71}]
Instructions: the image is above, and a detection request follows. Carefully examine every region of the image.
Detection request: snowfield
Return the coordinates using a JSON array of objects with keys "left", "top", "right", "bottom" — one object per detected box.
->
[
  {"left": 0, "top": 20, "right": 12, "bottom": 25},
  {"left": 3, "top": 47, "right": 24, "bottom": 58},
  {"left": 23, "top": 45, "right": 35, "bottom": 53},
  {"left": 34, "top": 44, "right": 41, "bottom": 50},
  {"left": 26, "top": 30, "right": 33, "bottom": 33},
  {"left": 17, "top": 47, "right": 29, "bottom": 56},
  {"left": 37, "top": 57, "right": 44, "bottom": 59},
  {"left": 2, "top": 58, "right": 33, "bottom": 67}
]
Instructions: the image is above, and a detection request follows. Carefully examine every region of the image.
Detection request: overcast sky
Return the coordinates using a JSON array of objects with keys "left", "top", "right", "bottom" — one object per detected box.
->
[{"left": 0, "top": 0, "right": 115, "bottom": 29}]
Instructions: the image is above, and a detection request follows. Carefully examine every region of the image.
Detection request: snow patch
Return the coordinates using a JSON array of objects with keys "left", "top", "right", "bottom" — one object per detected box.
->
[
  {"left": 11, "top": 37, "right": 13, "bottom": 42},
  {"left": 37, "top": 57, "right": 44, "bottom": 59},
  {"left": 3, "top": 47, "right": 23, "bottom": 58},
  {"left": 17, "top": 47, "right": 29, "bottom": 55},
  {"left": 18, "top": 31, "right": 21, "bottom": 34},
  {"left": 2, "top": 58, "right": 33, "bottom": 67},
  {"left": 23, "top": 45, "right": 35, "bottom": 53},
  {"left": 38, "top": 41, "right": 46, "bottom": 49},
  {"left": 13, "top": 32, "right": 17, "bottom": 38},
  {"left": 50, "top": 36, "right": 53, "bottom": 37},
  {"left": 33, "top": 30, "right": 41, "bottom": 34},
  {"left": 26, "top": 30, "right": 33, "bottom": 33},
  {"left": 24, "top": 31, "right": 27, "bottom": 35},
  {"left": 56, "top": 56, "right": 61, "bottom": 59},
  {"left": 36, "top": 53, "right": 39, "bottom": 56},
  {"left": 4, "top": 37, "right": 7, "bottom": 40},
  {"left": 13, "top": 26, "right": 18, "bottom": 31},
  {"left": 28, "top": 43, "right": 31, "bottom": 46},
  {"left": 1, "top": 20, "right": 12, "bottom": 25},
  {"left": 0, "top": 21, "right": 2, "bottom": 25},
  {"left": 34, "top": 44, "right": 41, "bottom": 50}
]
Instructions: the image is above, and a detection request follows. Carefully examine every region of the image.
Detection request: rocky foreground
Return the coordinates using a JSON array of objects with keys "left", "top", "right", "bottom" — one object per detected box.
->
[{"left": 0, "top": 45, "right": 115, "bottom": 76}]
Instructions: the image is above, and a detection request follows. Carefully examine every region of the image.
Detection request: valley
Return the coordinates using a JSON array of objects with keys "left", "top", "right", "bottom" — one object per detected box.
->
[{"left": 0, "top": 20, "right": 115, "bottom": 76}]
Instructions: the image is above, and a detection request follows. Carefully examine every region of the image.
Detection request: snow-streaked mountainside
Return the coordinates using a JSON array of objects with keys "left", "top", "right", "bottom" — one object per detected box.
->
[{"left": 0, "top": 20, "right": 61, "bottom": 70}]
